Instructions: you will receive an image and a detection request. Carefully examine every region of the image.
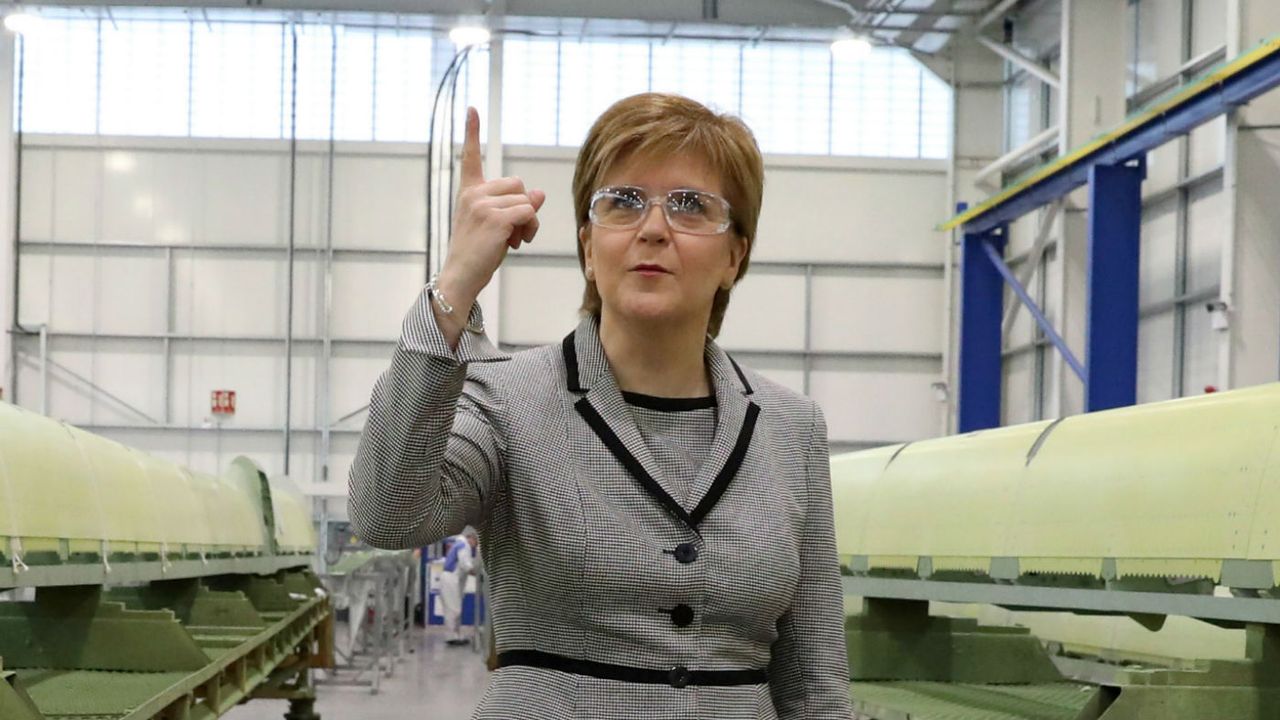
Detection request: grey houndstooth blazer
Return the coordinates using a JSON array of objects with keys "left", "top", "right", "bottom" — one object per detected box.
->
[{"left": 349, "top": 287, "right": 852, "bottom": 719}]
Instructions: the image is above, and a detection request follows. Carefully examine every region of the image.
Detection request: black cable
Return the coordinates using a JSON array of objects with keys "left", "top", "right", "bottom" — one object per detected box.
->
[
  {"left": 283, "top": 25, "right": 299, "bottom": 475},
  {"left": 424, "top": 45, "right": 474, "bottom": 283},
  {"left": 446, "top": 47, "right": 470, "bottom": 264},
  {"left": 11, "top": 35, "right": 34, "bottom": 403}
]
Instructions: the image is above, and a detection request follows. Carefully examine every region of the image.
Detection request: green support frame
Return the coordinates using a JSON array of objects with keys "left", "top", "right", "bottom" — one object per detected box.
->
[{"left": 0, "top": 568, "right": 334, "bottom": 720}]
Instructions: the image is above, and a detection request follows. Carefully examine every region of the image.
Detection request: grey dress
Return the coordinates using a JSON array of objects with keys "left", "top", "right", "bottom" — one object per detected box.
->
[{"left": 348, "top": 287, "right": 852, "bottom": 719}]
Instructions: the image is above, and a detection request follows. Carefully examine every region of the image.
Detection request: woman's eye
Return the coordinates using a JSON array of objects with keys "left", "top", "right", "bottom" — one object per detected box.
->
[
  {"left": 669, "top": 194, "right": 706, "bottom": 215},
  {"left": 609, "top": 192, "right": 645, "bottom": 210}
]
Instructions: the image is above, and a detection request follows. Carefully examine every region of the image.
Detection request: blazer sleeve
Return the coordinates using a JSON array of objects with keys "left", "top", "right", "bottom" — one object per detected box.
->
[
  {"left": 347, "top": 286, "right": 510, "bottom": 550},
  {"left": 768, "top": 402, "right": 853, "bottom": 719}
]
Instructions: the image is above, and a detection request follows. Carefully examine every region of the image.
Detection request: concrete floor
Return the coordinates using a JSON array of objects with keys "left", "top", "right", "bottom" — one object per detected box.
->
[{"left": 225, "top": 627, "right": 491, "bottom": 720}]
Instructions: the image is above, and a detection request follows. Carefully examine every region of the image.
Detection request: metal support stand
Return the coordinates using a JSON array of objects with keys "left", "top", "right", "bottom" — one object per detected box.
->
[{"left": 317, "top": 551, "right": 417, "bottom": 695}]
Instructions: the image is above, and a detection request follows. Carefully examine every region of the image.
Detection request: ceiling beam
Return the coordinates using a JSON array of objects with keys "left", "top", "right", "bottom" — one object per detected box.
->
[{"left": 27, "top": 0, "right": 856, "bottom": 26}]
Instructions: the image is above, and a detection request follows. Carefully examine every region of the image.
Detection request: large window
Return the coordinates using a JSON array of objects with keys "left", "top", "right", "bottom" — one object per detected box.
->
[
  {"left": 500, "top": 36, "right": 951, "bottom": 158},
  {"left": 18, "top": 13, "right": 952, "bottom": 159}
]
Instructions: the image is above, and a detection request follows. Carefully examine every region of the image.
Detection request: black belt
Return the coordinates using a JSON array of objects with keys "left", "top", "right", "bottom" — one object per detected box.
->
[{"left": 496, "top": 650, "right": 768, "bottom": 689}]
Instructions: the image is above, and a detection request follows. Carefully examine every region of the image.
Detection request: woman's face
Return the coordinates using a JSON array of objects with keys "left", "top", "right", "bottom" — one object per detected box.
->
[{"left": 580, "top": 154, "right": 746, "bottom": 330}]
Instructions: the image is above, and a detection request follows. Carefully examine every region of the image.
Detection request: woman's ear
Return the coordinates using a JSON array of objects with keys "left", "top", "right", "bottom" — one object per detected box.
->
[
  {"left": 579, "top": 226, "right": 592, "bottom": 267},
  {"left": 721, "top": 234, "right": 748, "bottom": 289}
]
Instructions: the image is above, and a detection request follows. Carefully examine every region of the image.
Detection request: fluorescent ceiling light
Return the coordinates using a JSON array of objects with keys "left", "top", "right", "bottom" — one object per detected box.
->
[
  {"left": 830, "top": 34, "right": 873, "bottom": 60},
  {"left": 4, "top": 12, "right": 44, "bottom": 35},
  {"left": 449, "top": 25, "right": 490, "bottom": 49}
]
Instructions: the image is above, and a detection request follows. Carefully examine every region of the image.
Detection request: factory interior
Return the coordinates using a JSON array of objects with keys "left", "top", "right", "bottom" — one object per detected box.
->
[{"left": 3, "top": 0, "right": 1280, "bottom": 718}]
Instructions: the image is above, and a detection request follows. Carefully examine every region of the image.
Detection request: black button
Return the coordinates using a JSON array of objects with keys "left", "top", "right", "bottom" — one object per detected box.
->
[
  {"left": 670, "top": 604, "right": 694, "bottom": 627},
  {"left": 673, "top": 543, "right": 698, "bottom": 564},
  {"left": 668, "top": 665, "right": 692, "bottom": 689}
]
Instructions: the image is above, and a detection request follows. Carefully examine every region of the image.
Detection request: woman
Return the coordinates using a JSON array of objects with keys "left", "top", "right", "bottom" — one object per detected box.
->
[{"left": 349, "top": 93, "right": 851, "bottom": 719}]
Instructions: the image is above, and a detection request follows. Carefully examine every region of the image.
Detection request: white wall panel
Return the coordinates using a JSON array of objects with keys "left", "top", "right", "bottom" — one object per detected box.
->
[
  {"left": 15, "top": 345, "right": 88, "bottom": 420},
  {"left": 329, "top": 253, "right": 424, "bottom": 340},
  {"left": 1192, "top": 0, "right": 1227, "bottom": 55},
  {"left": 717, "top": 271, "right": 806, "bottom": 352},
  {"left": 169, "top": 339, "right": 303, "bottom": 428},
  {"left": 1140, "top": 196, "right": 1178, "bottom": 305},
  {"left": 954, "top": 86, "right": 1004, "bottom": 162},
  {"left": 49, "top": 149, "right": 100, "bottom": 241},
  {"left": 16, "top": 252, "right": 50, "bottom": 327},
  {"left": 288, "top": 254, "right": 324, "bottom": 340},
  {"left": 1133, "top": 0, "right": 1183, "bottom": 92},
  {"left": 1189, "top": 118, "right": 1225, "bottom": 176},
  {"left": 811, "top": 365, "right": 938, "bottom": 443},
  {"left": 199, "top": 153, "right": 289, "bottom": 245},
  {"left": 748, "top": 364, "right": 806, "bottom": 397},
  {"left": 503, "top": 154, "right": 580, "bottom": 255},
  {"left": 18, "top": 149, "right": 54, "bottom": 242},
  {"left": 95, "top": 251, "right": 169, "bottom": 335},
  {"left": 331, "top": 154, "right": 426, "bottom": 249},
  {"left": 810, "top": 274, "right": 942, "bottom": 355},
  {"left": 327, "top": 346, "right": 391, "bottom": 427},
  {"left": 1185, "top": 183, "right": 1224, "bottom": 293},
  {"left": 102, "top": 151, "right": 171, "bottom": 241},
  {"left": 1144, "top": 142, "right": 1181, "bottom": 194},
  {"left": 173, "top": 252, "right": 287, "bottom": 337},
  {"left": 99, "top": 426, "right": 295, "bottom": 483},
  {"left": 17, "top": 250, "right": 166, "bottom": 334},
  {"left": 18, "top": 339, "right": 166, "bottom": 425},
  {"left": 322, "top": 434, "right": 362, "bottom": 508},
  {"left": 1137, "top": 311, "right": 1175, "bottom": 403},
  {"left": 754, "top": 167, "right": 947, "bottom": 265},
  {"left": 1006, "top": 213, "right": 1040, "bottom": 258},
  {"left": 1181, "top": 302, "right": 1217, "bottom": 394},
  {"left": 1003, "top": 352, "right": 1036, "bottom": 425},
  {"left": 498, "top": 262, "right": 586, "bottom": 346},
  {"left": 140, "top": 151, "right": 202, "bottom": 245}
]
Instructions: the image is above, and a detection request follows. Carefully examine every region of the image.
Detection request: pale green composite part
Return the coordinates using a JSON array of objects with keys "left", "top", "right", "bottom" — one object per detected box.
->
[
  {"left": 0, "top": 401, "right": 310, "bottom": 561},
  {"left": 269, "top": 474, "right": 317, "bottom": 555},
  {"left": 831, "top": 383, "right": 1280, "bottom": 582}
]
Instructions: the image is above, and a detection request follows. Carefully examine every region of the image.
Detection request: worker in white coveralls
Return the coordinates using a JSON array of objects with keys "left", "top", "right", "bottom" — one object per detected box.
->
[{"left": 439, "top": 531, "right": 477, "bottom": 646}]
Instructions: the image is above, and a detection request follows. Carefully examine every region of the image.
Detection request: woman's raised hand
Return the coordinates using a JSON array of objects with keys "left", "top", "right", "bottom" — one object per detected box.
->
[{"left": 438, "top": 107, "right": 546, "bottom": 310}]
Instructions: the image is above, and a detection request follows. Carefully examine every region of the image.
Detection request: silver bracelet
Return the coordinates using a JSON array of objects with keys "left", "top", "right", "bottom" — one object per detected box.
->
[{"left": 427, "top": 275, "right": 485, "bottom": 333}]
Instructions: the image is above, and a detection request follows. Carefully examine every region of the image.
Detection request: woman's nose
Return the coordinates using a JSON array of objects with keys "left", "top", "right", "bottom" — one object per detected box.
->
[{"left": 637, "top": 202, "right": 670, "bottom": 243}]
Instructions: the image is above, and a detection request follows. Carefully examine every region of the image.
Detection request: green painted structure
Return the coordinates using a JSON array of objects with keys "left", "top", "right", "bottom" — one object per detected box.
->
[
  {"left": 0, "top": 401, "right": 333, "bottom": 720},
  {"left": 832, "top": 383, "right": 1280, "bottom": 718}
]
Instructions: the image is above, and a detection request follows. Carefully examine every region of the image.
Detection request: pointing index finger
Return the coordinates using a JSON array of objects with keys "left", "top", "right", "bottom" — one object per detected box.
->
[{"left": 460, "top": 107, "right": 484, "bottom": 187}]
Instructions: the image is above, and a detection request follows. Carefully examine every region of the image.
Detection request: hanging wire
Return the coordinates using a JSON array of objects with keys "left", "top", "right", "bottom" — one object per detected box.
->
[
  {"left": 10, "top": 34, "right": 35, "bottom": 404},
  {"left": 424, "top": 44, "right": 475, "bottom": 283}
]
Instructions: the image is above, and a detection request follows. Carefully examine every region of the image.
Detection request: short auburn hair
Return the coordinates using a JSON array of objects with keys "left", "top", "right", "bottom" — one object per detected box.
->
[{"left": 571, "top": 93, "right": 764, "bottom": 338}]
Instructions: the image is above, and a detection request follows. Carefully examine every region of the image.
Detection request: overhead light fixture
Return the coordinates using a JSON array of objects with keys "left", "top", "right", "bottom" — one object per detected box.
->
[
  {"left": 830, "top": 29, "right": 873, "bottom": 60},
  {"left": 449, "top": 25, "right": 490, "bottom": 49},
  {"left": 4, "top": 12, "right": 44, "bottom": 35}
]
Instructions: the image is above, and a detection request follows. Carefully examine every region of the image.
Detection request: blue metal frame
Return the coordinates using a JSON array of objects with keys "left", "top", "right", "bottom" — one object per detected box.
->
[
  {"left": 1086, "top": 160, "right": 1146, "bottom": 412},
  {"left": 958, "top": 222, "right": 1005, "bottom": 433},
  {"left": 960, "top": 49, "right": 1280, "bottom": 236},
  {"left": 953, "top": 43, "right": 1280, "bottom": 431},
  {"left": 980, "top": 240, "right": 1086, "bottom": 381}
]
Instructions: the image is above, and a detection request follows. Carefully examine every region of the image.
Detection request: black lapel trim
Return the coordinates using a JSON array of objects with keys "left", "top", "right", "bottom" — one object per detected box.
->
[
  {"left": 689, "top": 401, "right": 760, "bottom": 527},
  {"left": 726, "top": 355, "right": 754, "bottom": 395},
  {"left": 575, "top": 397, "right": 696, "bottom": 530},
  {"left": 563, "top": 332, "right": 582, "bottom": 392}
]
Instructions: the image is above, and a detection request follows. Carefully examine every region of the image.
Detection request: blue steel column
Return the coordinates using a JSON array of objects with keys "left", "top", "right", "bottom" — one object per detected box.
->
[
  {"left": 958, "top": 225, "right": 1008, "bottom": 432},
  {"left": 1085, "top": 160, "right": 1145, "bottom": 412}
]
